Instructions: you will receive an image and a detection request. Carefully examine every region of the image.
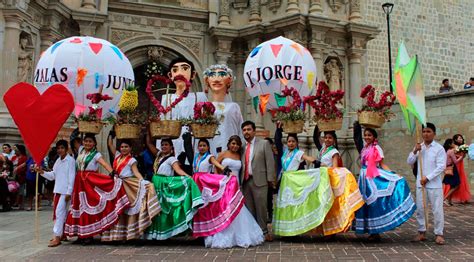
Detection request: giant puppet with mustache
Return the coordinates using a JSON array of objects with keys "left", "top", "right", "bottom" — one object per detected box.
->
[{"left": 156, "top": 57, "right": 208, "bottom": 175}]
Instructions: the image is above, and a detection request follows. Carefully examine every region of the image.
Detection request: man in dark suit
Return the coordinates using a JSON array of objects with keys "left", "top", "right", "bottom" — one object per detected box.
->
[{"left": 241, "top": 121, "right": 276, "bottom": 241}]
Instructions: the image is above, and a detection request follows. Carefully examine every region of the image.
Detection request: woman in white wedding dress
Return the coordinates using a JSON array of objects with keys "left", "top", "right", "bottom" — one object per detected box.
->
[{"left": 203, "top": 135, "right": 264, "bottom": 248}]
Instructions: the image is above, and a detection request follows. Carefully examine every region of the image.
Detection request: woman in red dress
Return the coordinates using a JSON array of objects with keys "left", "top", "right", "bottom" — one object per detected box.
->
[
  {"left": 65, "top": 133, "right": 130, "bottom": 244},
  {"left": 450, "top": 134, "right": 471, "bottom": 204}
]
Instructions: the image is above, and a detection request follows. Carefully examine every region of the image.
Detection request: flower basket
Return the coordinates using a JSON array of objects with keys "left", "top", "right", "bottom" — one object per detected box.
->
[
  {"left": 190, "top": 123, "right": 218, "bottom": 139},
  {"left": 358, "top": 111, "right": 385, "bottom": 128},
  {"left": 149, "top": 120, "right": 182, "bottom": 139},
  {"left": 316, "top": 117, "right": 343, "bottom": 132},
  {"left": 282, "top": 120, "right": 305, "bottom": 134},
  {"left": 78, "top": 120, "right": 103, "bottom": 134},
  {"left": 115, "top": 124, "right": 141, "bottom": 139}
]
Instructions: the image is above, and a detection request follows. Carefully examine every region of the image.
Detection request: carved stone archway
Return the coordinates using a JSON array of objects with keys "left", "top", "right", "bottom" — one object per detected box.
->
[{"left": 116, "top": 35, "right": 204, "bottom": 92}]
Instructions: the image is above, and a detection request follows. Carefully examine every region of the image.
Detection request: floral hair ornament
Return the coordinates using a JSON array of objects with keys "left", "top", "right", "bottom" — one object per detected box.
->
[{"left": 203, "top": 64, "right": 235, "bottom": 94}]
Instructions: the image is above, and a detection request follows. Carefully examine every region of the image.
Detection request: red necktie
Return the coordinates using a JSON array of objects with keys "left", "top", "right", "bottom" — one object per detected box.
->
[{"left": 244, "top": 141, "right": 251, "bottom": 181}]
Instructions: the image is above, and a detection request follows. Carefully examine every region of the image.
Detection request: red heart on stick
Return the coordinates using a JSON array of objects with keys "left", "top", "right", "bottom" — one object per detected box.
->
[{"left": 3, "top": 83, "right": 74, "bottom": 164}]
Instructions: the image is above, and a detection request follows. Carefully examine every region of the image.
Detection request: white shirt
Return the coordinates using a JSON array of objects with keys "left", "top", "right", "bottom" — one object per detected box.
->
[
  {"left": 407, "top": 141, "right": 447, "bottom": 189},
  {"left": 114, "top": 152, "right": 137, "bottom": 178},
  {"left": 76, "top": 146, "right": 103, "bottom": 171},
  {"left": 320, "top": 147, "right": 339, "bottom": 167},
  {"left": 244, "top": 137, "right": 256, "bottom": 176},
  {"left": 41, "top": 155, "right": 76, "bottom": 195},
  {"left": 281, "top": 149, "right": 304, "bottom": 172},
  {"left": 194, "top": 153, "right": 213, "bottom": 173},
  {"left": 156, "top": 156, "right": 179, "bottom": 176},
  {"left": 3, "top": 150, "right": 15, "bottom": 161}
]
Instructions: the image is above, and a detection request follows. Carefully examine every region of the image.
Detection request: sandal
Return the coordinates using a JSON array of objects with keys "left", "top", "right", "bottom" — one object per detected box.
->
[
  {"left": 411, "top": 234, "right": 427, "bottom": 242},
  {"left": 48, "top": 239, "right": 61, "bottom": 247},
  {"left": 435, "top": 235, "right": 445, "bottom": 245}
]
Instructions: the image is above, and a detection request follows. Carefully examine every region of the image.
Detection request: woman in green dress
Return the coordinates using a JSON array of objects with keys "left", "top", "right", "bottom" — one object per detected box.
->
[
  {"left": 272, "top": 122, "right": 334, "bottom": 236},
  {"left": 145, "top": 136, "right": 204, "bottom": 240}
]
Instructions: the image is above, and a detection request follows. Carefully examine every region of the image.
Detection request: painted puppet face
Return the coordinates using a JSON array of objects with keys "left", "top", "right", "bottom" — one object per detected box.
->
[{"left": 207, "top": 69, "right": 231, "bottom": 94}]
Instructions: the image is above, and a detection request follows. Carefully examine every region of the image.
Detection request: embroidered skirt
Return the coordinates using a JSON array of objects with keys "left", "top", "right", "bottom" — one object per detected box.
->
[
  {"left": 101, "top": 177, "right": 161, "bottom": 241},
  {"left": 192, "top": 173, "right": 244, "bottom": 237},
  {"left": 273, "top": 168, "right": 334, "bottom": 236},
  {"left": 146, "top": 174, "right": 203, "bottom": 240},
  {"left": 317, "top": 168, "right": 364, "bottom": 235},
  {"left": 355, "top": 167, "right": 416, "bottom": 234},
  {"left": 65, "top": 171, "right": 130, "bottom": 238}
]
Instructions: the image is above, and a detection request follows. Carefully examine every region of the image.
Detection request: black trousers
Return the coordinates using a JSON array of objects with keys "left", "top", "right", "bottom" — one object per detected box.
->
[{"left": 0, "top": 178, "right": 11, "bottom": 211}]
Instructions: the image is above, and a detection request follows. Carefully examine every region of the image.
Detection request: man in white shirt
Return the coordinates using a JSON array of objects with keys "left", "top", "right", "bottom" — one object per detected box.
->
[
  {"left": 407, "top": 123, "right": 447, "bottom": 245},
  {"left": 36, "top": 140, "right": 76, "bottom": 247},
  {"left": 2, "top": 144, "right": 15, "bottom": 161}
]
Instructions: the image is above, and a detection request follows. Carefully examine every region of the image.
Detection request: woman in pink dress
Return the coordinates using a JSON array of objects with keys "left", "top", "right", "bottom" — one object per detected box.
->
[{"left": 192, "top": 137, "right": 264, "bottom": 248}]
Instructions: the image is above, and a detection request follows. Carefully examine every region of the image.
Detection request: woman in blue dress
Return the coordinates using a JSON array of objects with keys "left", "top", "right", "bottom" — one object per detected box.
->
[{"left": 353, "top": 122, "right": 416, "bottom": 241}]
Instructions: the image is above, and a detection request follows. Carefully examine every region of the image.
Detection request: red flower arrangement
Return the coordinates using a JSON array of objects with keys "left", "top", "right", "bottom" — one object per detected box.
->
[
  {"left": 270, "top": 87, "right": 305, "bottom": 121},
  {"left": 76, "top": 92, "right": 113, "bottom": 121},
  {"left": 178, "top": 102, "right": 219, "bottom": 126},
  {"left": 146, "top": 74, "right": 191, "bottom": 119},
  {"left": 359, "top": 85, "right": 395, "bottom": 119},
  {"left": 303, "top": 81, "right": 345, "bottom": 121},
  {"left": 193, "top": 102, "right": 215, "bottom": 120},
  {"left": 86, "top": 93, "right": 113, "bottom": 104}
]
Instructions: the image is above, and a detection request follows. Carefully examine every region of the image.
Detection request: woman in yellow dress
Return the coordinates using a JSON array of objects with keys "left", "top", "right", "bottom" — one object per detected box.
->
[{"left": 313, "top": 126, "right": 364, "bottom": 236}]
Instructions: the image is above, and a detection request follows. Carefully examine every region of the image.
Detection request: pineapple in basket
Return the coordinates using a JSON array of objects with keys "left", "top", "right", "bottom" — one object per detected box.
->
[{"left": 119, "top": 84, "right": 139, "bottom": 112}]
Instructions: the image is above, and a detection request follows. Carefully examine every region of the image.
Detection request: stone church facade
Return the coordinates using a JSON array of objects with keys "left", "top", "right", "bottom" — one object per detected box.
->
[{"left": 0, "top": 0, "right": 472, "bottom": 178}]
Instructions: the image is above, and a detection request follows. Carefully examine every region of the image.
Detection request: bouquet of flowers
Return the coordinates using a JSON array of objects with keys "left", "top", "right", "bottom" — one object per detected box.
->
[
  {"left": 303, "top": 81, "right": 344, "bottom": 131},
  {"left": 358, "top": 85, "right": 395, "bottom": 128},
  {"left": 183, "top": 102, "right": 219, "bottom": 138},
  {"left": 270, "top": 87, "right": 306, "bottom": 133},
  {"left": 144, "top": 61, "right": 165, "bottom": 80},
  {"left": 75, "top": 92, "right": 112, "bottom": 134},
  {"left": 456, "top": 144, "right": 469, "bottom": 154}
]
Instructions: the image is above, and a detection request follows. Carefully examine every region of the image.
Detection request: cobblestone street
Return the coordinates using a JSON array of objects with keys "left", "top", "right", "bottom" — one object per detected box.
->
[{"left": 1, "top": 201, "right": 473, "bottom": 261}]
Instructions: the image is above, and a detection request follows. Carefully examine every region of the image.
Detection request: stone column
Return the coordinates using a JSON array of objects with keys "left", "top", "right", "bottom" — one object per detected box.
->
[
  {"left": 233, "top": 50, "right": 246, "bottom": 107},
  {"left": 286, "top": 0, "right": 300, "bottom": 14},
  {"left": 309, "top": 38, "right": 326, "bottom": 123},
  {"left": 39, "top": 30, "right": 56, "bottom": 53},
  {"left": 82, "top": 0, "right": 97, "bottom": 9},
  {"left": 348, "top": 48, "right": 363, "bottom": 114},
  {"left": 349, "top": 0, "right": 362, "bottom": 22},
  {"left": 246, "top": 38, "right": 267, "bottom": 135},
  {"left": 0, "top": 14, "right": 23, "bottom": 141},
  {"left": 214, "top": 38, "right": 233, "bottom": 64},
  {"left": 249, "top": 0, "right": 262, "bottom": 24},
  {"left": 218, "top": 0, "right": 231, "bottom": 26},
  {"left": 1, "top": 15, "right": 22, "bottom": 106},
  {"left": 78, "top": 20, "right": 99, "bottom": 36},
  {"left": 309, "top": 0, "right": 323, "bottom": 14}
]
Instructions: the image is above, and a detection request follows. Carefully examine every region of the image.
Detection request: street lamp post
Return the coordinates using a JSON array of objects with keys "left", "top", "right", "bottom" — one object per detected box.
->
[{"left": 382, "top": 2, "right": 394, "bottom": 92}]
